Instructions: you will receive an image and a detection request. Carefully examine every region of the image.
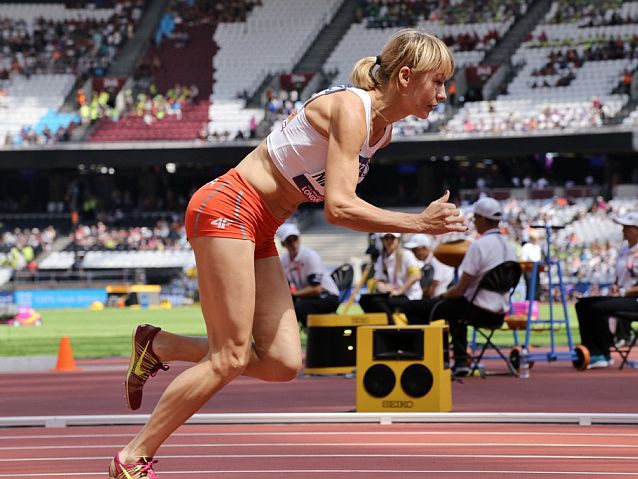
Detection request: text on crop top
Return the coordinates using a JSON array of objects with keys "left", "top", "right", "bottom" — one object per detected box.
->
[{"left": 266, "top": 85, "right": 392, "bottom": 203}]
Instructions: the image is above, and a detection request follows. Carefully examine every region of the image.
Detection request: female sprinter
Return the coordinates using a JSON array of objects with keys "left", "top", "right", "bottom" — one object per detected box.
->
[{"left": 110, "top": 28, "right": 466, "bottom": 478}]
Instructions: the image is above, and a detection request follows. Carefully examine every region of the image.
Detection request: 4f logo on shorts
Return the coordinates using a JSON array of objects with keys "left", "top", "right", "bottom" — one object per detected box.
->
[{"left": 211, "top": 217, "right": 233, "bottom": 229}]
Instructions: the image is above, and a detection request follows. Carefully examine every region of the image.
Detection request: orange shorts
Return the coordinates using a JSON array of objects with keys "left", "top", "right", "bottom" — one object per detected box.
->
[{"left": 185, "top": 168, "right": 283, "bottom": 259}]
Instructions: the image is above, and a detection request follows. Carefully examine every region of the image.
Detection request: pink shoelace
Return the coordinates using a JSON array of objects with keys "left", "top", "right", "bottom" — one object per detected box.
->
[
  {"left": 113, "top": 454, "right": 158, "bottom": 479},
  {"left": 136, "top": 459, "right": 158, "bottom": 479}
]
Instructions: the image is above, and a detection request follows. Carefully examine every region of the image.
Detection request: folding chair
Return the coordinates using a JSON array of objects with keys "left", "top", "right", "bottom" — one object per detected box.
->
[
  {"left": 331, "top": 263, "right": 354, "bottom": 303},
  {"left": 468, "top": 260, "right": 522, "bottom": 377},
  {"left": 611, "top": 311, "right": 638, "bottom": 369}
]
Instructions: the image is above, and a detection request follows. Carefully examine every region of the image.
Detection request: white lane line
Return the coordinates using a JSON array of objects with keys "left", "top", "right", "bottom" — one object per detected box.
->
[
  {"left": 3, "top": 412, "right": 637, "bottom": 428},
  {"left": 2, "top": 469, "right": 638, "bottom": 477},
  {"left": 2, "top": 442, "right": 638, "bottom": 451},
  {"left": 2, "top": 431, "right": 638, "bottom": 440},
  {"left": 2, "top": 453, "right": 638, "bottom": 462}
]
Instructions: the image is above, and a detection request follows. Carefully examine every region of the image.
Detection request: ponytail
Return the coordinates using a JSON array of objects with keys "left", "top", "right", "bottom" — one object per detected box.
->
[{"left": 350, "top": 56, "right": 379, "bottom": 90}]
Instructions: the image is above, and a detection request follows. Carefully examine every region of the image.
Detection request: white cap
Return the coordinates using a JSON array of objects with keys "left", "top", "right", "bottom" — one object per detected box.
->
[
  {"left": 614, "top": 212, "right": 638, "bottom": 228},
  {"left": 379, "top": 232, "right": 401, "bottom": 238},
  {"left": 276, "top": 223, "right": 301, "bottom": 242},
  {"left": 473, "top": 197, "right": 503, "bottom": 221},
  {"left": 404, "top": 234, "right": 433, "bottom": 249}
]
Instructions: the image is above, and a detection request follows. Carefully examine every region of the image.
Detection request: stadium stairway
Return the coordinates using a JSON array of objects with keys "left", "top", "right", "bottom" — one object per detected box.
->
[
  {"left": 62, "top": 1, "right": 168, "bottom": 142},
  {"left": 34, "top": 236, "right": 72, "bottom": 267},
  {"left": 292, "top": 0, "right": 355, "bottom": 86},
  {"left": 108, "top": 0, "right": 171, "bottom": 77},
  {"left": 484, "top": 0, "right": 552, "bottom": 66},
  {"left": 610, "top": 91, "right": 638, "bottom": 125},
  {"left": 482, "top": 0, "right": 552, "bottom": 100},
  {"left": 292, "top": 210, "right": 369, "bottom": 275},
  {"left": 247, "top": 0, "right": 353, "bottom": 108}
]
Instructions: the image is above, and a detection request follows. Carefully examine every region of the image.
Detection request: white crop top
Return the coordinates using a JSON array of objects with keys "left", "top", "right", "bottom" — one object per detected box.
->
[{"left": 266, "top": 85, "right": 392, "bottom": 203}]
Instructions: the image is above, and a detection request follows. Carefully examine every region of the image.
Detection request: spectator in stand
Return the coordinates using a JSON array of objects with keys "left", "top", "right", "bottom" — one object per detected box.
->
[
  {"left": 0, "top": 2, "right": 143, "bottom": 79},
  {"left": 575, "top": 212, "right": 638, "bottom": 369},
  {"left": 276, "top": 223, "right": 340, "bottom": 329},
  {"left": 76, "top": 89, "right": 87, "bottom": 107},
  {"left": 447, "top": 78, "right": 457, "bottom": 106},
  {"left": 249, "top": 114, "right": 258, "bottom": 138}
]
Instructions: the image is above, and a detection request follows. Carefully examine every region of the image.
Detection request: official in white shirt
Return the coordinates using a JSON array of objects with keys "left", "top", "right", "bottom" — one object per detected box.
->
[
  {"left": 405, "top": 197, "right": 517, "bottom": 376},
  {"left": 520, "top": 229, "right": 542, "bottom": 300},
  {"left": 404, "top": 233, "right": 454, "bottom": 298},
  {"left": 575, "top": 212, "right": 638, "bottom": 369},
  {"left": 277, "top": 223, "right": 340, "bottom": 329},
  {"left": 359, "top": 232, "right": 423, "bottom": 324}
]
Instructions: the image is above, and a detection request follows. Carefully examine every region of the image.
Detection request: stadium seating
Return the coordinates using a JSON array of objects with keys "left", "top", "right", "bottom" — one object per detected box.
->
[
  {"left": 211, "top": 0, "right": 343, "bottom": 101},
  {"left": 90, "top": 102, "right": 209, "bottom": 142},
  {"left": 6, "top": 0, "right": 638, "bottom": 143},
  {"left": 207, "top": 100, "right": 264, "bottom": 139},
  {"left": 37, "top": 250, "right": 195, "bottom": 275},
  {"left": 325, "top": 20, "right": 509, "bottom": 89},
  {"left": 0, "top": 3, "right": 116, "bottom": 22},
  {"left": 149, "top": 23, "right": 214, "bottom": 99},
  {"left": 0, "top": 1, "right": 145, "bottom": 145},
  {"left": 444, "top": 0, "right": 638, "bottom": 135},
  {"left": 320, "top": 2, "right": 524, "bottom": 136},
  {"left": 0, "top": 74, "right": 76, "bottom": 145},
  {"left": 4, "top": 0, "right": 638, "bottom": 294}
]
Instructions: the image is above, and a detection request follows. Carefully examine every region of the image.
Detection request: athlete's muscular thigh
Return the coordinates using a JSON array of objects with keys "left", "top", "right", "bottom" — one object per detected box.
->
[
  {"left": 249, "top": 256, "right": 302, "bottom": 380},
  {"left": 190, "top": 236, "right": 256, "bottom": 371}
]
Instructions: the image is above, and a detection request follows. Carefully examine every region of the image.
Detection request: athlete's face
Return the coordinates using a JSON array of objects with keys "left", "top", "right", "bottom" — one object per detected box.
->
[{"left": 402, "top": 69, "right": 447, "bottom": 119}]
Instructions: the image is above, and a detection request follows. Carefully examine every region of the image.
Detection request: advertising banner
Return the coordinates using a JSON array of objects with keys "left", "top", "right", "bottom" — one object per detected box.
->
[{"left": 15, "top": 289, "right": 107, "bottom": 309}]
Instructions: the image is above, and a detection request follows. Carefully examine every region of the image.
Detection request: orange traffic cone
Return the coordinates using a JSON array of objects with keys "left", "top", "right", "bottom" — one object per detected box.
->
[{"left": 53, "top": 336, "right": 81, "bottom": 372}]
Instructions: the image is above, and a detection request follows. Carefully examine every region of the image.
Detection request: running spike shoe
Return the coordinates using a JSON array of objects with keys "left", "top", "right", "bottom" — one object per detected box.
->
[
  {"left": 125, "top": 324, "right": 169, "bottom": 410},
  {"left": 109, "top": 453, "right": 158, "bottom": 479}
]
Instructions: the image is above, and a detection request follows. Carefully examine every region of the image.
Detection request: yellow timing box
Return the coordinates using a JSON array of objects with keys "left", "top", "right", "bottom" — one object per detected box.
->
[
  {"left": 304, "top": 313, "right": 388, "bottom": 375},
  {"left": 106, "top": 284, "right": 161, "bottom": 294},
  {"left": 356, "top": 322, "right": 452, "bottom": 412},
  {"left": 105, "top": 284, "right": 161, "bottom": 308}
]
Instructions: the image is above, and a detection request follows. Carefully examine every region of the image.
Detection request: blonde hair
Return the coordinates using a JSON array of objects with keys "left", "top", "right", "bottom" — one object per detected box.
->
[{"left": 350, "top": 29, "right": 455, "bottom": 91}]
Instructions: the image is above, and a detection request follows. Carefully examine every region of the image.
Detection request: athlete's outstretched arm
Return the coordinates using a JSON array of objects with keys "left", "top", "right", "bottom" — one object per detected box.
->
[{"left": 322, "top": 94, "right": 466, "bottom": 235}]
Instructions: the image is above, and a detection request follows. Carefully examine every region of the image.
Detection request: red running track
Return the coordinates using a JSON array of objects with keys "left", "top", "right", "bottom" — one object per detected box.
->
[
  {"left": 2, "top": 354, "right": 638, "bottom": 417},
  {"left": 1, "top": 349, "right": 638, "bottom": 477},
  {"left": 1, "top": 423, "right": 638, "bottom": 478}
]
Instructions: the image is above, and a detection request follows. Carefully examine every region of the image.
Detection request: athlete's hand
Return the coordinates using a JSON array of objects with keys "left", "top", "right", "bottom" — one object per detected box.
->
[{"left": 419, "top": 190, "right": 467, "bottom": 235}]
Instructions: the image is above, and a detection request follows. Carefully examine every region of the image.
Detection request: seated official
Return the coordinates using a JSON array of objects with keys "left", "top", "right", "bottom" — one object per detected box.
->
[
  {"left": 575, "top": 212, "right": 638, "bottom": 369},
  {"left": 402, "top": 197, "right": 517, "bottom": 376},
  {"left": 404, "top": 233, "right": 454, "bottom": 298},
  {"left": 277, "top": 223, "right": 340, "bottom": 329},
  {"left": 359, "top": 232, "right": 423, "bottom": 324}
]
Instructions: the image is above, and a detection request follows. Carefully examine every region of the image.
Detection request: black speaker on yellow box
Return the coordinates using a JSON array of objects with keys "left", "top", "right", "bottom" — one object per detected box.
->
[
  {"left": 356, "top": 322, "right": 452, "bottom": 412},
  {"left": 304, "top": 313, "right": 388, "bottom": 375}
]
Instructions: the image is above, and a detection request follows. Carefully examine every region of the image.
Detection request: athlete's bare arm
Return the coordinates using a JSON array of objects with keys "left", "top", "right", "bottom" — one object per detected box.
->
[{"left": 319, "top": 91, "right": 465, "bottom": 235}]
